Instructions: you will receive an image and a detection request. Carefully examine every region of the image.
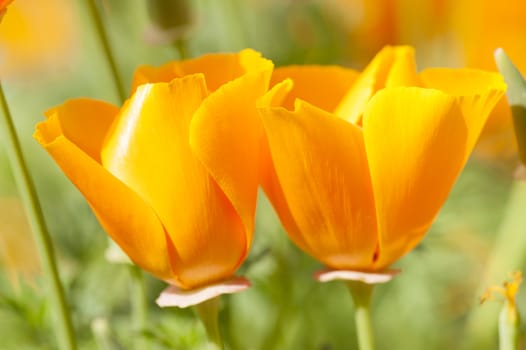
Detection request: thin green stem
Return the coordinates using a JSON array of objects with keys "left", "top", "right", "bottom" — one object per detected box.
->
[
  {"left": 194, "top": 297, "right": 224, "bottom": 350},
  {"left": 224, "top": 0, "right": 248, "bottom": 49},
  {"left": 499, "top": 304, "right": 520, "bottom": 350},
  {"left": 174, "top": 39, "right": 189, "bottom": 60},
  {"left": 347, "top": 282, "right": 375, "bottom": 350},
  {"left": 130, "top": 266, "right": 148, "bottom": 350},
  {"left": 86, "top": 0, "right": 126, "bottom": 102},
  {"left": 84, "top": 4, "right": 151, "bottom": 349},
  {"left": 0, "top": 85, "right": 76, "bottom": 349},
  {"left": 463, "top": 181, "right": 526, "bottom": 349},
  {"left": 91, "top": 317, "right": 120, "bottom": 350}
]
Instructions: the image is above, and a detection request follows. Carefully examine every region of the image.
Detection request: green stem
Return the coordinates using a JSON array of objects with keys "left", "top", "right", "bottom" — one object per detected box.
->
[
  {"left": 194, "top": 297, "right": 224, "bottom": 350},
  {"left": 174, "top": 39, "right": 189, "bottom": 60},
  {"left": 84, "top": 5, "right": 152, "bottom": 349},
  {"left": 347, "top": 282, "right": 375, "bottom": 350},
  {"left": 86, "top": 0, "right": 127, "bottom": 102},
  {"left": 85, "top": 3, "right": 151, "bottom": 349},
  {"left": 91, "top": 317, "right": 119, "bottom": 350},
  {"left": 463, "top": 181, "right": 526, "bottom": 349},
  {"left": 499, "top": 303, "right": 520, "bottom": 350},
  {"left": 0, "top": 85, "right": 76, "bottom": 349},
  {"left": 223, "top": 0, "right": 248, "bottom": 49},
  {"left": 130, "top": 266, "right": 148, "bottom": 350}
]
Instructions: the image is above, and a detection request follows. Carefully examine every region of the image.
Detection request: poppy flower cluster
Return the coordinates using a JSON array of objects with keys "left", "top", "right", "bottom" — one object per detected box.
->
[{"left": 34, "top": 46, "right": 505, "bottom": 306}]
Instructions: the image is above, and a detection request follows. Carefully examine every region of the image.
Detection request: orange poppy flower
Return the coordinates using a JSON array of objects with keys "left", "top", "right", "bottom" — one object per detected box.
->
[
  {"left": 0, "top": 0, "right": 13, "bottom": 13},
  {"left": 34, "top": 50, "right": 273, "bottom": 295},
  {"left": 261, "top": 46, "right": 505, "bottom": 275}
]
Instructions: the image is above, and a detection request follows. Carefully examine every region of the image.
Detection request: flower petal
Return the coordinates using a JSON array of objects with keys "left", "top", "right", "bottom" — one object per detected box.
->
[
  {"left": 131, "top": 49, "right": 272, "bottom": 94},
  {"left": 270, "top": 65, "right": 359, "bottom": 112},
  {"left": 260, "top": 101, "right": 377, "bottom": 270},
  {"left": 363, "top": 87, "right": 466, "bottom": 269},
  {"left": 385, "top": 46, "right": 421, "bottom": 87},
  {"left": 334, "top": 45, "right": 395, "bottom": 123},
  {"left": 43, "top": 99, "right": 119, "bottom": 163},
  {"left": 34, "top": 115, "right": 173, "bottom": 279},
  {"left": 189, "top": 63, "right": 273, "bottom": 253},
  {"left": 420, "top": 68, "right": 507, "bottom": 159},
  {"left": 335, "top": 46, "right": 421, "bottom": 124},
  {"left": 101, "top": 75, "right": 246, "bottom": 289},
  {"left": 257, "top": 78, "right": 293, "bottom": 108},
  {"left": 131, "top": 62, "right": 184, "bottom": 94},
  {"left": 259, "top": 80, "right": 297, "bottom": 236}
]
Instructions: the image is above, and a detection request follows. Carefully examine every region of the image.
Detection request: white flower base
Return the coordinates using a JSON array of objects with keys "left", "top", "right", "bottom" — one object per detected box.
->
[
  {"left": 156, "top": 276, "right": 251, "bottom": 308},
  {"left": 314, "top": 268, "right": 400, "bottom": 284}
]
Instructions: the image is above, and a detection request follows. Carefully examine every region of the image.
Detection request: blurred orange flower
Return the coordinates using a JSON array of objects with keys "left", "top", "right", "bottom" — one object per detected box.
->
[
  {"left": 0, "top": 0, "right": 13, "bottom": 16},
  {"left": 0, "top": 0, "right": 77, "bottom": 78},
  {"left": 450, "top": 0, "right": 526, "bottom": 160},
  {"left": 261, "top": 46, "right": 505, "bottom": 272},
  {"left": 34, "top": 50, "right": 273, "bottom": 290},
  {"left": 325, "top": 0, "right": 451, "bottom": 66},
  {"left": 325, "top": 0, "right": 525, "bottom": 160}
]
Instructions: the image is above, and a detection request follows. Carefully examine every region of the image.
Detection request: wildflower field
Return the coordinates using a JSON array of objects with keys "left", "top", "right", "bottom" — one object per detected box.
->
[{"left": 1, "top": 1, "right": 526, "bottom": 349}]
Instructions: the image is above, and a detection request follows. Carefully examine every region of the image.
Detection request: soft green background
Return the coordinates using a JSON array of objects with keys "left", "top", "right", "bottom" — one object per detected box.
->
[{"left": 0, "top": 0, "right": 524, "bottom": 349}]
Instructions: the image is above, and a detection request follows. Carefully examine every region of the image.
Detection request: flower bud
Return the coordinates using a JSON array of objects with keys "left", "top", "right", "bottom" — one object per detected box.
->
[
  {"left": 494, "top": 48, "right": 526, "bottom": 166},
  {"left": 144, "top": 0, "right": 193, "bottom": 46}
]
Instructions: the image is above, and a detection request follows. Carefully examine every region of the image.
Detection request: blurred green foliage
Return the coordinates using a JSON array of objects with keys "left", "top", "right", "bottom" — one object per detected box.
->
[{"left": 0, "top": 0, "right": 524, "bottom": 349}]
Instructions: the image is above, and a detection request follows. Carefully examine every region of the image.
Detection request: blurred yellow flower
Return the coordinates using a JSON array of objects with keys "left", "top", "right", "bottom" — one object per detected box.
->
[
  {"left": 0, "top": 197, "right": 40, "bottom": 289},
  {"left": 261, "top": 46, "right": 505, "bottom": 272},
  {"left": 0, "top": 0, "right": 77, "bottom": 78},
  {"left": 34, "top": 50, "right": 273, "bottom": 290},
  {"left": 481, "top": 271, "right": 522, "bottom": 344},
  {"left": 481, "top": 271, "right": 522, "bottom": 309}
]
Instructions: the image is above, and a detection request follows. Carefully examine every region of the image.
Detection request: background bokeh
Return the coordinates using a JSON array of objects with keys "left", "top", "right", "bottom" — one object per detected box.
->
[{"left": 1, "top": 0, "right": 526, "bottom": 349}]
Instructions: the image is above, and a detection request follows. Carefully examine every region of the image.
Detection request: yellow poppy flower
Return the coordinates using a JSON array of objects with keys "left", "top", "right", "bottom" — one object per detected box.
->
[
  {"left": 261, "top": 46, "right": 505, "bottom": 273},
  {"left": 34, "top": 50, "right": 273, "bottom": 291},
  {"left": 0, "top": 0, "right": 77, "bottom": 78}
]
